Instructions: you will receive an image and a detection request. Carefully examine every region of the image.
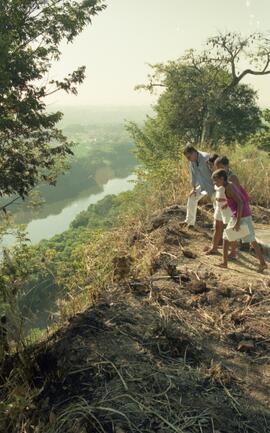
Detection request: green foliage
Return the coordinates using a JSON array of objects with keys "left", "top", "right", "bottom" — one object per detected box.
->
[
  {"left": 0, "top": 229, "right": 55, "bottom": 331},
  {"left": 247, "top": 109, "right": 270, "bottom": 152},
  {"left": 128, "top": 31, "right": 270, "bottom": 165},
  {"left": 71, "top": 192, "right": 133, "bottom": 229},
  {"left": 0, "top": 0, "right": 106, "bottom": 199},
  {"left": 128, "top": 63, "right": 262, "bottom": 166},
  {"left": 0, "top": 123, "right": 137, "bottom": 225}
]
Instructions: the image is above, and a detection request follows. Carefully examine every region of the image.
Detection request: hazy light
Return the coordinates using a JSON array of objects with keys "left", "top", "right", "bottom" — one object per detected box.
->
[{"left": 47, "top": 0, "right": 270, "bottom": 108}]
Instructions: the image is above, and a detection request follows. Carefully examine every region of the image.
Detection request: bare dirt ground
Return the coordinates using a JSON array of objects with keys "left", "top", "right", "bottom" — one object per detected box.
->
[{"left": 2, "top": 205, "right": 270, "bottom": 433}]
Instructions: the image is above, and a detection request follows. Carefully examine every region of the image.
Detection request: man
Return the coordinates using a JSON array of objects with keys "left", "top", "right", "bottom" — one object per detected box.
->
[{"left": 182, "top": 145, "right": 215, "bottom": 226}]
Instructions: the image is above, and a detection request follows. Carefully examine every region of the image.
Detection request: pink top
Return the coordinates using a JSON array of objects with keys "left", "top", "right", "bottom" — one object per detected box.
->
[
  {"left": 225, "top": 184, "right": 251, "bottom": 218},
  {"left": 239, "top": 185, "right": 250, "bottom": 202}
]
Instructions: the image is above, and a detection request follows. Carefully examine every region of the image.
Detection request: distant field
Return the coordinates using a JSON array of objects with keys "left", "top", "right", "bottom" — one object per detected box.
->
[{"left": 56, "top": 105, "right": 153, "bottom": 127}]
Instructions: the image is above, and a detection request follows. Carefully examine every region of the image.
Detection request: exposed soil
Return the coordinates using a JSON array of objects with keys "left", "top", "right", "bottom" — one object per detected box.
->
[{"left": 2, "top": 205, "right": 270, "bottom": 433}]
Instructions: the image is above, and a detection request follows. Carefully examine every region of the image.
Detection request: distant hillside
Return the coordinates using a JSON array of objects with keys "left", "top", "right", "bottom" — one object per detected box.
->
[{"left": 55, "top": 105, "right": 153, "bottom": 127}]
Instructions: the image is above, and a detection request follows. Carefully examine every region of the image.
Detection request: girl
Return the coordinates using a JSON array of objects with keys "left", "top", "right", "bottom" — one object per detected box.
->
[
  {"left": 212, "top": 169, "right": 267, "bottom": 273},
  {"left": 205, "top": 155, "right": 237, "bottom": 256}
]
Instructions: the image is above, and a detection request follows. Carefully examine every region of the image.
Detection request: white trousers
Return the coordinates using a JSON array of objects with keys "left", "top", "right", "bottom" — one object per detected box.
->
[{"left": 185, "top": 186, "right": 214, "bottom": 226}]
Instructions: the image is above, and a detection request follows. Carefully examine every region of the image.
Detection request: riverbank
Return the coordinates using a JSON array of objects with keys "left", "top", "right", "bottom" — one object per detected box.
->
[{"left": 2, "top": 174, "right": 136, "bottom": 246}]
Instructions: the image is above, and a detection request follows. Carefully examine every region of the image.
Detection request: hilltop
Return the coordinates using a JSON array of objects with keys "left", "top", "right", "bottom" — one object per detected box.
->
[{"left": 2, "top": 205, "right": 270, "bottom": 433}]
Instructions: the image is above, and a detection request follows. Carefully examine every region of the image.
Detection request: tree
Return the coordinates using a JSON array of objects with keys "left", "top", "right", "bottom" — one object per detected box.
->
[
  {"left": 127, "top": 64, "right": 262, "bottom": 165},
  {"left": 0, "top": 0, "right": 106, "bottom": 203},
  {"left": 189, "top": 32, "right": 270, "bottom": 142},
  {"left": 248, "top": 109, "right": 270, "bottom": 151},
  {"left": 130, "top": 32, "right": 270, "bottom": 158}
]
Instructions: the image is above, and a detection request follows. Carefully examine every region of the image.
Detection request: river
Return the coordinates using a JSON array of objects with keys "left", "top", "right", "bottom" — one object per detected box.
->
[{"left": 1, "top": 174, "right": 136, "bottom": 246}]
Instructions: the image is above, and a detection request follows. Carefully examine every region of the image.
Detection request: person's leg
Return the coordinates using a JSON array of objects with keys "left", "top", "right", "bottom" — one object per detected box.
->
[
  {"left": 241, "top": 216, "right": 267, "bottom": 272},
  {"left": 218, "top": 239, "right": 229, "bottom": 268},
  {"left": 213, "top": 220, "right": 224, "bottom": 250},
  {"left": 228, "top": 241, "right": 239, "bottom": 259},
  {"left": 205, "top": 219, "right": 223, "bottom": 254},
  {"left": 250, "top": 241, "right": 267, "bottom": 272},
  {"left": 222, "top": 208, "right": 238, "bottom": 258},
  {"left": 185, "top": 186, "right": 205, "bottom": 226}
]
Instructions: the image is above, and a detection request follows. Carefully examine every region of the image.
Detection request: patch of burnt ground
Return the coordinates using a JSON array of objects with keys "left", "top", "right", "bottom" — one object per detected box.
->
[{"left": 1, "top": 205, "right": 270, "bottom": 433}]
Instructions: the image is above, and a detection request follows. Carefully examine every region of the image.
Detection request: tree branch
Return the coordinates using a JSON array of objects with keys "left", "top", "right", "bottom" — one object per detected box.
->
[{"left": 0, "top": 196, "right": 21, "bottom": 214}]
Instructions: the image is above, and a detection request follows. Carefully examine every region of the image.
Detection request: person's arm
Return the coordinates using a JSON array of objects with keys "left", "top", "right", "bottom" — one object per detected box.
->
[
  {"left": 226, "top": 184, "right": 243, "bottom": 230},
  {"left": 190, "top": 163, "right": 197, "bottom": 195},
  {"left": 229, "top": 174, "right": 241, "bottom": 188}
]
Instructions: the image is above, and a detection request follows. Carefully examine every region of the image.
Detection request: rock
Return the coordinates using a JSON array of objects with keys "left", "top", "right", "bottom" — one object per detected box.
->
[
  {"left": 237, "top": 340, "right": 255, "bottom": 352},
  {"left": 164, "top": 233, "right": 181, "bottom": 246},
  {"left": 129, "top": 280, "right": 150, "bottom": 295},
  {"left": 149, "top": 215, "right": 168, "bottom": 230},
  {"left": 190, "top": 280, "right": 208, "bottom": 294},
  {"left": 217, "top": 286, "right": 232, "bottom": 298},
  {"left": 230, "top": 310, "right": 245, "bottom": 325},
  {"left": 151, "top": 254, "right": 176, "bottom": 273},
  {"left": 148, "top": 205, "right": 186, "bottom": 231},
  {"left": 163, "top": 204, "right": 186, "bottom": 216},
  {"left": 176, "top": 267, "right": 191, "bottom": 283},
  {"left": 113, "top": 255, "right": 133, "bottom": 280},
  {"left": 206, "top": 291, "right": 221, "bottom": 304},
  {"left": 182, "top": 249, "right": 197, "bottom": 259},
  {"left": 165, "top": 262, "right": 180, "bottom": 281}
]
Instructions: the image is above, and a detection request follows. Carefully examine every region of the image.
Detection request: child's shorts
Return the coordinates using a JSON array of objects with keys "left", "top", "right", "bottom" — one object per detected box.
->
[
  {"left": 214, "top": 205, "right": 233, "bottom": 225},
  {"left": 240, "top": 216, "right": 256, "bottom": 243},
  {"left": 224, "top": 216, "right": 255, "bottom": 243}
]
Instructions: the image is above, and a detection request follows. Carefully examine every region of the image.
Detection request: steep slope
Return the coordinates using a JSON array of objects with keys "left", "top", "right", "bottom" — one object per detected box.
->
[{"left": 2, "top": 206, "right": 270, "bottom": 433}]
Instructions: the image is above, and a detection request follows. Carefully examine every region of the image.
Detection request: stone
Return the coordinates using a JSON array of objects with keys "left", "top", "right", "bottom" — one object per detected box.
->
[
  {"left": 190, "top": 280, "right": 208, "bottom": 294},
  {"left": 182, "top": 248, "right": 197, "bottom": 259},
  {"left": 237, "top": 340, "right": 255, "bottom": 352}
]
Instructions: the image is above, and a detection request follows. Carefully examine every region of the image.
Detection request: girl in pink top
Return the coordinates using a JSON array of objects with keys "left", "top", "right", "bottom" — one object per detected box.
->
[{"left": 212, "top": 169, "right": 267, "bottom": 273}]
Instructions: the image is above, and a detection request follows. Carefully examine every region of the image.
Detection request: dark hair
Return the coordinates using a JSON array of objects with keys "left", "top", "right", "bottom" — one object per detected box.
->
[
  {"left": 208, "top": 153, "right": 219, "bottom": 164},
  {"left": 215, "top": 156, "right": 229, "bottom": 166},
  {"left": 212, "top": 169, "right": 228, "bottom": 181},
  {"left": 183, "top": 145, "right": 197, "bottom": 155}
]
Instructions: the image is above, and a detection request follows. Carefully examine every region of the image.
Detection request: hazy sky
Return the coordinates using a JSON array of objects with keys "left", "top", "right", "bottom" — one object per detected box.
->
[{"left": 48, "top": 0, "right": 270, "bottom": 108}]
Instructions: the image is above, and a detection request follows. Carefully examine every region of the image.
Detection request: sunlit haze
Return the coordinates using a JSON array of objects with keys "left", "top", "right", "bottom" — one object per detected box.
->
[{"left": 48, "top": 0, "right": 270, "bottom": 108}]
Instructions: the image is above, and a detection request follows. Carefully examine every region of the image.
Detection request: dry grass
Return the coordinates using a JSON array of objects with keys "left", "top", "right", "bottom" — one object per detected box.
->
[
  {"left": 2, "top": 143, "right": 270, "bottom": 432},
  {"left": 2, "top": 206, "right": 270, "bottom": 433}
]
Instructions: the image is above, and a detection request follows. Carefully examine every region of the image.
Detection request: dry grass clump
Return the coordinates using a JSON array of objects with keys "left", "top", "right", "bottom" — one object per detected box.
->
[
  {"left": 216, "top": 143, "right": 270, "bottom": 207},
  {"left": 1, "top": 210, "right": 270, "bottom": 433},
  {"left": 137, "top": 143, "right": 270, "bottom": 208}
]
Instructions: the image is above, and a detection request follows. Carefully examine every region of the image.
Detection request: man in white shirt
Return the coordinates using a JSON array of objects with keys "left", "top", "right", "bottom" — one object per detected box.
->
[{"left": 182, "top": 145, "right": 215, "bottom": 226}]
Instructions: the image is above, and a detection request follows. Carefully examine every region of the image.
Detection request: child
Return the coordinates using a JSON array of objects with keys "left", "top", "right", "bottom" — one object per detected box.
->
[
  {"left": 207, "top": 153, "right": 219, "bottom": 172},
  {"left": 204, "top": 153, "right": 225, "bottom": 255},
  {"left": 215, "top": 156, "right": 249, "bottom": 201},
  {"left": 212, "top": 169, "right": 267, "bottom": 273},
  {"left": 206, "top": 155, "right": 244, "bottom": 256}
]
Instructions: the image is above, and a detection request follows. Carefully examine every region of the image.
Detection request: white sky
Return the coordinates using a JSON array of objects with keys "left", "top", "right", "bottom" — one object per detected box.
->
[{"left": 48, "top": 0, "right": 270, "bottom": 108}]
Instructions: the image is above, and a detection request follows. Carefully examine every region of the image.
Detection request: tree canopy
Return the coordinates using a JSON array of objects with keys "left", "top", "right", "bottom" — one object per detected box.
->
[
  {"left": 128, "top": 32, "right": 270, "bottom": 164},
  {"left": 0, "top": 0, "right": 106, "bottom": 201}
]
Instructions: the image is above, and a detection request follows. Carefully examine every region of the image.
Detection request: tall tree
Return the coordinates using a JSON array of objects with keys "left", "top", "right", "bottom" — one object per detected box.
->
[
  {"left": 127, "top": 64, "right": 262, "bottom": 165},
  {"left": 132, "top": 32, "right": 270, "bottom": 151},
  {"left": 0, "top": 0, "right": 106, "bottom": 203}
]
